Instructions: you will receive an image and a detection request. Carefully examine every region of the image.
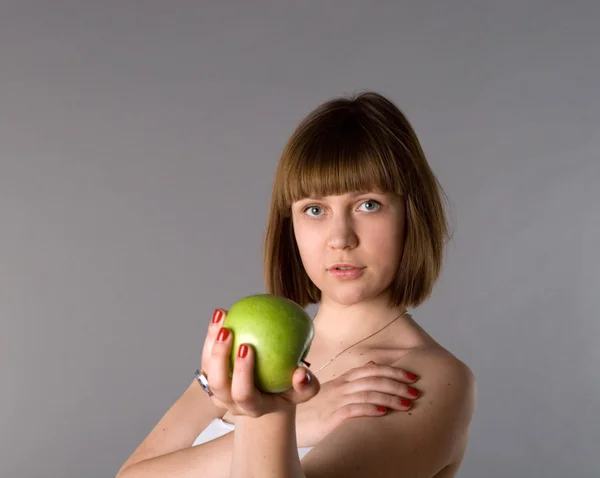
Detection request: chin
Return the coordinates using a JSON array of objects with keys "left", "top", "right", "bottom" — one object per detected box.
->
[{"left": 321, "top": 286, "right": 378, "bottom": 307}]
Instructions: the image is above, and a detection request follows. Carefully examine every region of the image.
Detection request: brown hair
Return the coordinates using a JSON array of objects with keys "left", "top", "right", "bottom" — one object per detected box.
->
[{"left": 263, "top": 91, "right": 451, "bottom": 308}]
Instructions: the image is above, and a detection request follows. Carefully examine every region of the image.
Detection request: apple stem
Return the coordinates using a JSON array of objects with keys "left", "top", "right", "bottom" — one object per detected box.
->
[{"left": 301, "top": 359, "right": 311, "bottom": 368}]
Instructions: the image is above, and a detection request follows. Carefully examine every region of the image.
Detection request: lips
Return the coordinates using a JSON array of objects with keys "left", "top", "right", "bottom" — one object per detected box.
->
[
  {"left": 328, "top": 265, "right": 365, "bottom": 280},
  {"left": 328, "top": 263, "right": 363, "bottom": 271}
]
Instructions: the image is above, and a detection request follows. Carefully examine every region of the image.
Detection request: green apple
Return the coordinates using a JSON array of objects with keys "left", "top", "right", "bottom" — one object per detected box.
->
[{"left": 222, "top": 294, "right": 314, "bottom": 393}]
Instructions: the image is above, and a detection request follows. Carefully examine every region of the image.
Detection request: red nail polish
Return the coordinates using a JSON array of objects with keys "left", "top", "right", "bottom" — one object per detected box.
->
[
  {"left": 302, "top": 371, "right": 312, "bottom": 384},
  {"left": 376, "top": 406, "right": 387, "bottom": 413},
  {"left": 238, "top": 344, "right": 248, "bottom": 358},
  {"left": 217, "top": 328, "right": 229, "bottom": 342},
  {"left": 400, "top": 398, "right": 412, "bottom": 407},
  {"left": 212, "top": 309, "right": 223, "bottom": 324},
  {"left": 407, "top": 387, "right": 419, "bottom": 397},
  {"left": 405, "top": 372, "right": 418, "bottom": 381}
]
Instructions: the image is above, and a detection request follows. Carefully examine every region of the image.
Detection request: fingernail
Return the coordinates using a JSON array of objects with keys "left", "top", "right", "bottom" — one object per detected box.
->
[
  {"left": 212, "top": 309, "right": 224, "bottom": 324},
  {"left": 400, "top": 398, "right": 412, "bottom": 407},
  {"left": 407, "top": 387, "right": 419, "bottom": 397},
  {"left": 365, "top": 361, "right": 376, "bottom": 366},
  {"left": 405, "top": 371, "right": 418, "bottom": 381},
  {"left": 238, "top": 344, "right": 248, "bottom": 358},
  {"left": 217, "top": 328, "right": 229, "bottom": 342},
  {"left": 302, "top": 370, "right": 312, "bottom": 384},
  {"left": 376, "top": 406, "right": 387, "bottom": 413}
]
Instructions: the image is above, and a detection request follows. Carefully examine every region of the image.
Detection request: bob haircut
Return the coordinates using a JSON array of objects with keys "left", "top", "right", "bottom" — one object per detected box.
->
[{"left": 263, "top": 91, "right": 450, "bottom": 308}]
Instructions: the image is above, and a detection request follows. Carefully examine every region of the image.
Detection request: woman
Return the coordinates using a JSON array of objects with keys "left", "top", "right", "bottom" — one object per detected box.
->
[{"left": 116, "top": 91, "right": 477, "bottom": 478}]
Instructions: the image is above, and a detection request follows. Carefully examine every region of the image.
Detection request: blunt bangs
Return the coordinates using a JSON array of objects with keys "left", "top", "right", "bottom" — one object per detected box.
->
[{"left": 276, "top": 108, "right": 409, "bottom": 213}]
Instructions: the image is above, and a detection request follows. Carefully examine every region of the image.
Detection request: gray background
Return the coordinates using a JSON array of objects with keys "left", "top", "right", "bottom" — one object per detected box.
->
[{"left": 1, "top": 1, "right": 598, "bottom": 477}]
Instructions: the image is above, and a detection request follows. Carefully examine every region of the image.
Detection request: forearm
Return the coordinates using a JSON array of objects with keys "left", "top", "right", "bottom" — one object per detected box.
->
[
  {"left": 231, "top": 409, "right": 306, "bottom": 478},
  {"left": 117, "top": 431, "right": 234, "bottom": 478}
]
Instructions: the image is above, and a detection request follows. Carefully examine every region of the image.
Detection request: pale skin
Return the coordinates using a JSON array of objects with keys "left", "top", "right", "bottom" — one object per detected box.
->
[{"left": 116, "top": 191, "right": 477, "bottom": 478}]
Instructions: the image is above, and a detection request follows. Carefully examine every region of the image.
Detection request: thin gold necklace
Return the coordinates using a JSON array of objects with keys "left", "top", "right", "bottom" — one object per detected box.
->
[{"left": 302, "top": 309, "right": 409, "bottom": 375}]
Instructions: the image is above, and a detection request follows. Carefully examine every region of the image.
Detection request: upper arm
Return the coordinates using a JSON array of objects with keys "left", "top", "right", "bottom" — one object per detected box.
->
[
  {"left": 117, "top": 378, "right": 227, "bottom": 474},
  {"left": 301, "top": 356, "right": 477, "bottom": 478}
]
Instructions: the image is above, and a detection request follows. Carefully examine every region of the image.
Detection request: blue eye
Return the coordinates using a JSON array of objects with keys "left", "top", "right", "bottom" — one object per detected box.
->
[
  {"left": 304, "top": 205, "right": 323, "bottom": 217},
  {"left": 359, "top": 200, "right": 381, "bottom": 212}
]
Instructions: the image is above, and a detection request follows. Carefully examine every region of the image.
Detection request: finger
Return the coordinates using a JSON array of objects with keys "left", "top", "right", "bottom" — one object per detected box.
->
[
  {"left": 286, "top": 367, "right": 320, "bottom": 405},
  {"left": 344, "top": 376, "right": 421, "bottom": 400},
  {"left": 335, "top": 402, "right": 393, "bottom": 421},
  {"left": 208, "top": 326, "right": 234, "bottom": 400},
  {"left": 201, "top": 308, "right": 228, "bottom": 367},
  {"left": 231, "top": 343, "right": 262, "bottom": 416},
  {"left": 342, "top": 389, "right": 414, "bottom": 411},
  {"left": 352, "top": 362, "right": 419, "bottom": 384}
]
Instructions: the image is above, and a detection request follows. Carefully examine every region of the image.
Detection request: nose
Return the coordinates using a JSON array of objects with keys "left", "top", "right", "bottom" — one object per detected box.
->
[{"left": 326, "top": 214, "right": 358, "bottom": 250}]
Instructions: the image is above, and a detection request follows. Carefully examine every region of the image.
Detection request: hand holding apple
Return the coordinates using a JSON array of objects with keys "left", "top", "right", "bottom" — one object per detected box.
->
[
  {"left": 199, "top": 295, "right": 320, "bottom": 417},
  {"left": 223, "top": 294, "right": 315, "bottom": 393}
]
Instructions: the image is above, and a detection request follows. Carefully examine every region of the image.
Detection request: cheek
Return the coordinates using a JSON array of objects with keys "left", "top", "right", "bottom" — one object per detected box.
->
[
  {"left": 365, "top": 223, "right": 404, "bottom": 264},
  {"left": 293, "top": 224, "right": 321, "bottom": 266}
]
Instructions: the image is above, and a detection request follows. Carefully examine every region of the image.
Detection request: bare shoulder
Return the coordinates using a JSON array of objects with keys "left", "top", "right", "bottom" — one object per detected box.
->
[
  {"left": 400, "top": 344, "right": 476, "bottom": 394},
  {"left": 397, "top": 345, "right": 478, "bottom": 467},
  {"left": 403, "top": 344, "right": 477, "bottom": 401},
  {"left": 301, "top": 342, "right": 477, "bottom": 477}
]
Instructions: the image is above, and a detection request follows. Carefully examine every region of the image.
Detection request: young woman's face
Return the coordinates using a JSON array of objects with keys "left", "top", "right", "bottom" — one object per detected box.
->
[{"left": 291, "top": 191, "right": 406, "bottom": 306}]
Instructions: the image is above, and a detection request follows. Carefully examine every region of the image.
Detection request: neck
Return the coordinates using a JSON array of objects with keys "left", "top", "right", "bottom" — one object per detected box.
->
[{"left": 312, "top": 292, "right": 407, "bottom": 349}]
